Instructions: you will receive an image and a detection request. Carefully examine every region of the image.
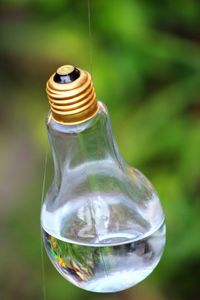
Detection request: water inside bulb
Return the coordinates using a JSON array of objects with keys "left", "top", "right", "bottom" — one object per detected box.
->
[
  {"left": 41, "top": 101, "right": 166, "bottom": 292},
  {"left": 43, "top": 222, "right": 165, "bottom": 293}
]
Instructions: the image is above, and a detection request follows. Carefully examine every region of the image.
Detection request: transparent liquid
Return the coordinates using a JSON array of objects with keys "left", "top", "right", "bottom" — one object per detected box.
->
[{"left": 42, "top": 222, "right": 166, "bottom": 293}]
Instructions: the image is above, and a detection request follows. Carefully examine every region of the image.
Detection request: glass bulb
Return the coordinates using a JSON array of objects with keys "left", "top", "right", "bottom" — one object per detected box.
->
[{"left": 41, "top": 65, "right": 166, "bottom": 293}]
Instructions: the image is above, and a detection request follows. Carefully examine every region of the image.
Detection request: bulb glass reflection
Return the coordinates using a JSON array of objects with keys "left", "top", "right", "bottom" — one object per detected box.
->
[{"left": 41, "top": 101, "right": 166, "bottom": 293}]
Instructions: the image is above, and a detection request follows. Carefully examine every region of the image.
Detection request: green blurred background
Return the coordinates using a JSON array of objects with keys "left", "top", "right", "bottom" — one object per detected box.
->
[{"left": 1, "top": 0, "right": 200, "bottom": 299}]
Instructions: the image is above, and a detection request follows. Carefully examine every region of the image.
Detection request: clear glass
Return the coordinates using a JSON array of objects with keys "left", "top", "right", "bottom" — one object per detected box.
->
[{"left": 41, "top": 102, "right": 166, "bottom": 293}]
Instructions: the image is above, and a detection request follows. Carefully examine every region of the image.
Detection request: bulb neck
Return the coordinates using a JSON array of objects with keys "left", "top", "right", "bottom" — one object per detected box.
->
[
  {"left": 47, "top": 103, "right": 124, "bottom": 190},
  {"left": 46, "top": 65, "right": 98, "bottom": 125}
]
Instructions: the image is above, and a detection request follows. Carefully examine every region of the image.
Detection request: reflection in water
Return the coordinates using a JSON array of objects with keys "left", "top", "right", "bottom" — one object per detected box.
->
[{"left": 43, "top": 222, "right": 166, "bottom": 292}]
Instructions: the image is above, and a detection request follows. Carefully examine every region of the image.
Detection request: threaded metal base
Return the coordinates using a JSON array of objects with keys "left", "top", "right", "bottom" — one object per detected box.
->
[{"left": 46, "top": 65, "right": 98, "bottom": 124}]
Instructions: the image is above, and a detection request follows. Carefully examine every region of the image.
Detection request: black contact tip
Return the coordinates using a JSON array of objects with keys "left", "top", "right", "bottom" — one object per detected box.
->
[{"left": 54, "top": 65, "right": 80, "bottom": 84}]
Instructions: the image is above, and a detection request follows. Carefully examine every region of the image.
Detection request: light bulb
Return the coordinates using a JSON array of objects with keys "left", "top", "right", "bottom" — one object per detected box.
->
[{"left": 41, "top": 65, "right": 166, "bottom": 293}]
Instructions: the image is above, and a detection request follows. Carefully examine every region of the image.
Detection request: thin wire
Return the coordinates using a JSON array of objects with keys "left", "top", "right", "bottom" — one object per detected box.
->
[
  {"left": 39, "top": 4, "right": 94, "bottom": 299},
  {"left": 87, "top": 0, "right": 93, "bottom": 76},
  {"left": 40, "top": 151, "right": 48, "bottom": 300},
  {"left": 87, "top": 2, "right": 109, "bottom": 276}
]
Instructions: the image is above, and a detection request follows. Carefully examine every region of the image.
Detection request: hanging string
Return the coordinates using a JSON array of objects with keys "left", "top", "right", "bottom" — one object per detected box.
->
[
  {"left": 39, "top": 3, "right": 94, "bottom": 299},
  {"left": 87, "top": 0, "right": 93, "bottom": 76},
  {"left": 40, "top": 150, "right": 48, "bottom": 300},
  {"left": 87, "top": 2, "right": 111, "bottom": 275}
]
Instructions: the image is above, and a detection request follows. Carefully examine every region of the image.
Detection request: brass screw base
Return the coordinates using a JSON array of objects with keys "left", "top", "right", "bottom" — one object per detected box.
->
[{"left": 46, "top": 65, "right": 98, "bottom": 125}]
